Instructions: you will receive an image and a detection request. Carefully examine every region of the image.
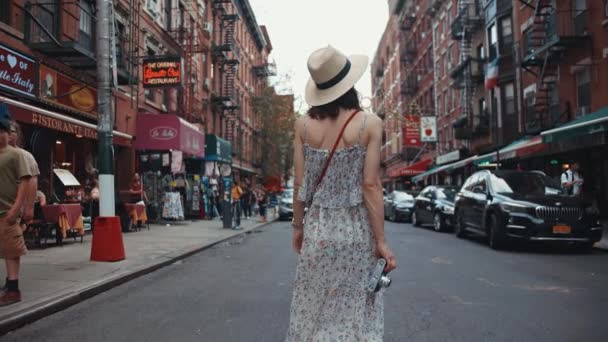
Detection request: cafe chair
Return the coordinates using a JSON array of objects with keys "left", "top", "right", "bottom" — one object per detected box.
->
[{"left": 25, "top": 203, "right": 56, "bottom": 249}]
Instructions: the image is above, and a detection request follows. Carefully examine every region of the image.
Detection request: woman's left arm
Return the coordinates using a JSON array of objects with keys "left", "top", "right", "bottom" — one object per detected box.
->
[{"left": 292, "top": 117, "right": 306, "bottom": 253}]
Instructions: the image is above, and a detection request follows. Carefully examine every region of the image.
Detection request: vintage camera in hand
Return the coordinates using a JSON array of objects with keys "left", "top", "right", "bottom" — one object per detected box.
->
[{"left": 367, "top": 258, "right": 392, "bottom": 293}]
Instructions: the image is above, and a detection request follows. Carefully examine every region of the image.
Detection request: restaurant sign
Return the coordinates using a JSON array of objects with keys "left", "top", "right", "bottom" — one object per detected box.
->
[
  {"left": 39, "top": 65, "right": 98, "bottom": 117},
  {"left": 420, "top": 116, "right": 437, "bottom": 142},
  {"left": 0, "top": 44, "right": 37, "bottom": 97},
  {"left": 403, "top": 115, "right": 421, "bottom": 147},
  {"left": 143, "top": 57, "right": 182, "bottom": 88}
]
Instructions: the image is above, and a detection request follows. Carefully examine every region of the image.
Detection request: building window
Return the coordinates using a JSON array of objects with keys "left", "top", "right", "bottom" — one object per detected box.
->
[
  {"left": 163, "top": 0, "right": 172, "bottom": 30},
  {"left": 444, "top": 89, "right": 449, "bottom": 114},
  {"left": 500, "top": 17, "right": 513, "bottom": 55},
  {"left": 504, "top": 83, "right": 515, "bottom": 116},
  {"left": 79, "top": 1, "right": 94, "bottom": 50},
  {"left": 438, "top": 94, "right": 443, "bottom": 115},
  {"left": 146, "top": 0, "right": 162, "bottom": 19},
  {"left": 0, "top": 2, "right": 9, "bottom": 25},
  {"left": 575, "top": 67, "right": 591, "bottom": 116},
  {"left": 488, "top": 23, "right": 498, "bottom": 61}
]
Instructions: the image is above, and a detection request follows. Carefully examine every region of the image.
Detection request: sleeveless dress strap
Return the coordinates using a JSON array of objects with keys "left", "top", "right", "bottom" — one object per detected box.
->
[{"left": 358, "top": 114, "right": 368, "bottom": 144}]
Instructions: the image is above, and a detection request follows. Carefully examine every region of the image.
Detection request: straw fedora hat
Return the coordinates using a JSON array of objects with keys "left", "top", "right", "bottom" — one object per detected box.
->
[{"left": 305, "top": 45, "right": 369, "bottom": 106}]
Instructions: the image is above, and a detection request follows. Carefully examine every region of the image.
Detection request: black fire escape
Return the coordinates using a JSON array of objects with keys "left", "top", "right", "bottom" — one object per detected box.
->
[
  {"left": 519, "top": 0, "right": 591, "bottom": 134},
  {"left": 212, "top": 1, "right": 241, "bottom": 144},
  {"left": 24, "top": 1, "right": 97, "bottom": 70}
]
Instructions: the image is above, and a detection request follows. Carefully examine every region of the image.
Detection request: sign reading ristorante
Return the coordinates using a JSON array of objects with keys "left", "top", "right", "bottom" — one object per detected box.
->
[
  {"left": 142, "top": 57, "right": 182, "bottom": 88},
  {"left": 31, "top": 113, "right": 97, "bottom": 139}
]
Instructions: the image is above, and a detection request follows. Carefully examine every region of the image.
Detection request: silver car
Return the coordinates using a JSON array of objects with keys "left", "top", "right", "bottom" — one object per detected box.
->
[{"left": 279, "top": 189, "right": 294, "bottom": 221}]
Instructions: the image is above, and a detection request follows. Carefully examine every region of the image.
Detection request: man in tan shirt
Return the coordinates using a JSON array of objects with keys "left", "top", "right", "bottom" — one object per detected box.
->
[
  {"left": 8, "top": 121, "right": 39, "bottom": 223},
  {"left": 0, "top": 119, "right": 33, "bottom": 306}
]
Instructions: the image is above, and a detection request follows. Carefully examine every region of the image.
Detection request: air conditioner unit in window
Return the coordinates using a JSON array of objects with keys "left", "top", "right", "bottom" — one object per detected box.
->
[
  {"left": 203, "top": 22, "right": 213, "bottom": 35},
  {"left": 203, "top": 78, "right": 211, "bottom": 90}
]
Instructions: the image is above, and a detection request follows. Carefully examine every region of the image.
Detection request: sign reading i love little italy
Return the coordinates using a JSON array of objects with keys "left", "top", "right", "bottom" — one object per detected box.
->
[{"left": 0, "top": 44, "right": 37, "bottom": 97}]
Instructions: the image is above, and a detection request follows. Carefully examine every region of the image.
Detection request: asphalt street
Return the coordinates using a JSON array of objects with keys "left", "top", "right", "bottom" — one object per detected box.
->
[{"left": 4, "top": 220, "right": 608, "bottom": 342}]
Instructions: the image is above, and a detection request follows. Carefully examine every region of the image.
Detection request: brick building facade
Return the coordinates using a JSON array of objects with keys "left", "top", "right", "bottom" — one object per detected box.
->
[{"left": 0, "top": 0, "right": 278, "bottom": 208}]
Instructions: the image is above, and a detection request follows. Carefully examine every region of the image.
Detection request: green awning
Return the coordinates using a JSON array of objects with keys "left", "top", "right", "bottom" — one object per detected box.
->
[
  {"left": 204, "top": 134, "right": 232, "bottom": 163},
  {"left": 473, "top": 152, "right": 497, "bottom": 166},
  {"left": 541, "top": 106, "right": 608, "bottom": 143}
]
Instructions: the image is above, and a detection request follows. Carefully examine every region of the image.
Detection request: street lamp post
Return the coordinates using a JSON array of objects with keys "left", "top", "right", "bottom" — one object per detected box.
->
[{"left": 96, "top": 0, "right": 114, "bottom": 216}]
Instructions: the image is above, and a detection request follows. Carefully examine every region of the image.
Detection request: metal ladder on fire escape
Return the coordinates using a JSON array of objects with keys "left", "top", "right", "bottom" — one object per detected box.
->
[
  {"left": 527, "top": 0, "right": 558, "bottom": 132},
  {"left": 457, "top": 0, "right": 472, "bottom": 138},
  {"left": 221, "top": 14, "right": 239, "bottom": 143}
]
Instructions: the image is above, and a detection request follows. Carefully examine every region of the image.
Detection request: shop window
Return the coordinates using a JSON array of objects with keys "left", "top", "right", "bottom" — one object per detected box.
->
[
  {"left": 575, "top": 67, "right": 591, "bottom": 117},
  {"left": 504, "top": 83, "right": 515, "bottom": 116}
]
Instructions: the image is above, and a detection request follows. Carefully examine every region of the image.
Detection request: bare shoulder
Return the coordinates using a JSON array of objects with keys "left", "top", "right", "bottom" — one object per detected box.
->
[
  {"left": 362, "top": 112, "right": 383, "bottom": 131},
  {"left": 294, "top": 115, "right": 308, "bottom": 130}
]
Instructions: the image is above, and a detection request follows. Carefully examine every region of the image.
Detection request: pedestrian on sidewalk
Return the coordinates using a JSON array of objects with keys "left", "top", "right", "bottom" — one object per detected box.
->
[
  {"left": 0, "top": 114, "right": 35, "bottom": 306},
  {"left": 8, "top": 122, "right": 39, "bottom": 224},
  {"left": 241, "top": 185, "right": 254, "bottom": 219},
  {"left": 231, "top": 181, "right": 243, "bottom": 229},
  {"left": 257, "top": 188, "right": 268, "bottom": 223},
  {"left": 561, "top": 162, "right": 584, "bottom": 197},
  {"left": 285, "top": 46, "right": 396, "bottom": 341}
]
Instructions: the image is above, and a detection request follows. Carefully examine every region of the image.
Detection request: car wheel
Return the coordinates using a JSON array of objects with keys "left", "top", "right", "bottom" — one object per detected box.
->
[
  {"left": 455, "top": 211, "right": 467, "bottom": 238},
  {"left": 488, "top": 213, "right": 507, "bottom": 250},
  {"left": 412, "top": 211, "right": 420, "bottom": 227},
  {"left": 433, "top": 212, "right": 444, "bottom": 232},
  {"left": 389, "top": 208, "right": 397, "bottom": 222}
]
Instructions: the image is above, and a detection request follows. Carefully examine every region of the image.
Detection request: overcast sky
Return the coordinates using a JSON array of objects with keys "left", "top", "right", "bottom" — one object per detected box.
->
[{"left": 249, "top": 0, "right": 390, "bottom": 113}]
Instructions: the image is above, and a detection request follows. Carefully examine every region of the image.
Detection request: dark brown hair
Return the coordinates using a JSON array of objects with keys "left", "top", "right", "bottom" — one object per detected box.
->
[{"left": 308, "top": 87, "right": 361, "bottom": 120}]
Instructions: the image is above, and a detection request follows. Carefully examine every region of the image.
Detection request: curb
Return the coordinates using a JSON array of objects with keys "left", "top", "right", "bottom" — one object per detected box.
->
[{"left": 0, "top": 219, "right": 277, "bottom": 336}]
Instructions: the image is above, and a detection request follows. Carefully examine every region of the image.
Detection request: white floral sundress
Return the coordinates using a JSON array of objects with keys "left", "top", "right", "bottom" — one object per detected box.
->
[{"left": 286, "top": 115, "right": 384, "bottom": 341}]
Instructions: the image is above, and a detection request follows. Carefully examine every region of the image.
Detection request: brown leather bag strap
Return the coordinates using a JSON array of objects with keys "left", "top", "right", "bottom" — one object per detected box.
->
[{"left": 314, "top": 109, "right": 360, "bottom": 188}]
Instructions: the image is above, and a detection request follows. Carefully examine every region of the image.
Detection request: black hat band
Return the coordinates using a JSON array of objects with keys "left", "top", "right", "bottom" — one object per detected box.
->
[{"left": 315, "top": 59, "right": 351, "bottom": 90}]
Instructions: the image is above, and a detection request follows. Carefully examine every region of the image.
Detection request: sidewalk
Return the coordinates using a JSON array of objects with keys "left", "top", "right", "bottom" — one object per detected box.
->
[{"left": 0, "top": 216, "right": 276, "bottom": 334}]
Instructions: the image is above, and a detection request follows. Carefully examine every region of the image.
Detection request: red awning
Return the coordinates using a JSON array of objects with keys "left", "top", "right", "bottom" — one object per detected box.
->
[
  {"left": 398, "top": 159, "right": 432, "bottom": 176},
  {"left": 134, "top": 113, "right": 205, "bottom": 157},
  {"left": 2, "top": 95, "right": 132, "bottom": 146}
]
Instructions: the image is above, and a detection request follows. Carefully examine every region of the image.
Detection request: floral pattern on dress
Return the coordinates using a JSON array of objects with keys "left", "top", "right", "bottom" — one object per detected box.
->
[
  {"left": 297, "top": 145, "right": 366, "bottom": 208},
  {"left": 287, "top": 139, "right": 384, "bottom": 342}
]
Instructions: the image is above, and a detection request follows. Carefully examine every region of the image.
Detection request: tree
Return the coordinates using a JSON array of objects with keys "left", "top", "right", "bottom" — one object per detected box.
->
[{"left": 252, "top": 86, "right": 296, "bottom": 186}]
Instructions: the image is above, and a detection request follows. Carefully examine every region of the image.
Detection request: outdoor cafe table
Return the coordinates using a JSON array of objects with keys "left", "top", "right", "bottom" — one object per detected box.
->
[
  {"left": 124, "top": 203, "right": 148, "bottom": 224},
  {"left": 41, "top": 204, "right": 84, "bottom": 239}
]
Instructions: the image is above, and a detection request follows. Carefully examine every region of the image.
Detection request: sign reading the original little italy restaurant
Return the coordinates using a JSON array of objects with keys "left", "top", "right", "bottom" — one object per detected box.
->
[{"left": 143, "top": 57, "right": 182, "bottom": 88}]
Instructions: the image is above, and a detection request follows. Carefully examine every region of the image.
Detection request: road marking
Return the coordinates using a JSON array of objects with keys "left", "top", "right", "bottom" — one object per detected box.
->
[
  {"left": 431, "top": 256, "right": 453, "bottom": 265},
  {"left": 477, "top": 277, "right": 500, "bottom": 287},
  {"left": 513, "top": 285, "right": 571, "bottom": 293}
]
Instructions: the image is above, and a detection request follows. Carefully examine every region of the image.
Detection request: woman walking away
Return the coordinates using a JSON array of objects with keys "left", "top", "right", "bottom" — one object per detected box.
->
[{"left": 285, "top": 46, "right": 396, "bottom": 341}]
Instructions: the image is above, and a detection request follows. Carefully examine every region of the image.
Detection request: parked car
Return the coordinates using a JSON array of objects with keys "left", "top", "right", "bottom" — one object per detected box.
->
[
  {"left": 412, "top": 186, "right": 458, "bottom": 232},
  {"left": 279, "top": 189, "right": 294, "bottom": 221},
  {"left": 384, "top": 191, "right": 415, "bottom": 222},
  {"left": 454, "top": 170, "right": 603, "bottom": 250}
]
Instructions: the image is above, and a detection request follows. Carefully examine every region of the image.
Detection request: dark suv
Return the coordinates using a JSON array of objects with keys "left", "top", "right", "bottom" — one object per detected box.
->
[{"left": 454, "top": 170, "right": 603, "bottom": 250}]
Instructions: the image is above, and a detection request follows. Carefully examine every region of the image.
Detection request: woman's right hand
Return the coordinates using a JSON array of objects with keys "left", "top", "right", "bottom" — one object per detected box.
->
[{"left": 375, "top": 241, "right": 396, "bottom": 273}]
